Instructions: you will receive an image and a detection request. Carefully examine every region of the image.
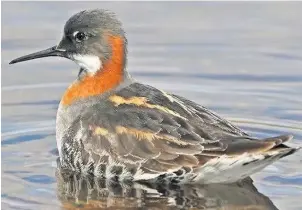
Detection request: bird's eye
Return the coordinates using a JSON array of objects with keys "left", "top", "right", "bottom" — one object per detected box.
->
[{"left": 73, "top": 31, "right": 87, "bottom": 42}]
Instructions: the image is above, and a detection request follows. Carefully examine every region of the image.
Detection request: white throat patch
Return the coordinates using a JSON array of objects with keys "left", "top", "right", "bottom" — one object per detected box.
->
[{"left": 72, "top": 54, "right": 102, "bottom": 74}]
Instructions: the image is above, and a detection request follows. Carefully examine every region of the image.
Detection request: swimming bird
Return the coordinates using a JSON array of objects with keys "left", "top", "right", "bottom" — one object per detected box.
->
[{"left": 9, "top": 9, "right": 299, "bottom": 184}]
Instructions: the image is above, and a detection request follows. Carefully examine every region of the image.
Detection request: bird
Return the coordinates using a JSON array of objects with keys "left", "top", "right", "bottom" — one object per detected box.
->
[{"left": 9, "top": 9, "right": 299, "bottom": 184}]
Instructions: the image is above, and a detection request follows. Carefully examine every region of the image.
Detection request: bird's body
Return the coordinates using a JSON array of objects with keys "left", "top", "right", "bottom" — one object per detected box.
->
[
  {"left": 10, "top": 9, "right": 299, "bottom": 184},
  {"left": 56, "top": 79, "right": 296, "bottom": 184}
]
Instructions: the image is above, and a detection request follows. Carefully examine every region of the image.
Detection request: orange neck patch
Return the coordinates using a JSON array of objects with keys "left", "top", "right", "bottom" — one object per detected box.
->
[{"left": 61, "top": 36, "right": 125, "bottom": 106}]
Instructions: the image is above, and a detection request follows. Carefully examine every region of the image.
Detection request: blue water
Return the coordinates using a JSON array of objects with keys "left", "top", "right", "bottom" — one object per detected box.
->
[{"left": 2, "top": 2, "right": 302, "bottom": 210}]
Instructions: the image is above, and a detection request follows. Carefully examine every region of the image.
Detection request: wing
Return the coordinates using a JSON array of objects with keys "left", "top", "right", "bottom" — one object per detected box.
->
[{"left": 61, "top": 83, "right": 293, "bottom": 178}]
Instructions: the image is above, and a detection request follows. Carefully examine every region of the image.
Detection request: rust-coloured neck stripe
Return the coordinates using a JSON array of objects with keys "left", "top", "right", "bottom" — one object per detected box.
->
[{"left": 61, "top": 36, "right": 124, "bottom": 106}]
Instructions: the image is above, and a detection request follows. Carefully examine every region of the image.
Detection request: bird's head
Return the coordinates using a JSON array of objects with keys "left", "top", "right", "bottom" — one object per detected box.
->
[{"left": 10, "top": 9, "right": 127, "bottom": 75}]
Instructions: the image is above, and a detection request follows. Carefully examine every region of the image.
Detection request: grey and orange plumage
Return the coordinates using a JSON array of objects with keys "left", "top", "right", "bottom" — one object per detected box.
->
[{"left": 10, "top": 9, "right": 299, "bottom": 184}]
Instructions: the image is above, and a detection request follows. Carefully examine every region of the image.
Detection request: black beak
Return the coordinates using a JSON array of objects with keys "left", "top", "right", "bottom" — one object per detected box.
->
[{"left": 9, "top": 46, "right": 67, "bottom": 65}]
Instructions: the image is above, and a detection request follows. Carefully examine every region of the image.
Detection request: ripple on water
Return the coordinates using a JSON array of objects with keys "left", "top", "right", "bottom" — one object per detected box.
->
[
  {"left": 23, "top": 175, "right": 56, "bottom": 185},
  {"left": 2, "top": 134, "right": 49, "bottom": 146}
]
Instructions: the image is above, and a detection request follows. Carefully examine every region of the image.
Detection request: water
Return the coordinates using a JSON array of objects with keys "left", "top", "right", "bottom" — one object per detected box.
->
[{"left": 2, "top": 2, "right": 302, "bottom": 210}]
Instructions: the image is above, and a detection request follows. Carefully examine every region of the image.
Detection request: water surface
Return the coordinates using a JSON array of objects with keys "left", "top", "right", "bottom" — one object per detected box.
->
[{"left": 2, "top": 2, "right": 302, "bottom": 210}]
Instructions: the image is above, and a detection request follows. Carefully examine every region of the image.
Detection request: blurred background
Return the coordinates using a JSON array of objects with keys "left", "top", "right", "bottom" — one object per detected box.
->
[{"left": 2, "top": 2, "right": 302, "bottom": 210}]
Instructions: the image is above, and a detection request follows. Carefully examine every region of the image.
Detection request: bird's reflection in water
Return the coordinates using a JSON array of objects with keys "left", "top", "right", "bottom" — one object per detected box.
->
[{"left": 56, "top": 169, "right": 278, "bottom": 210}]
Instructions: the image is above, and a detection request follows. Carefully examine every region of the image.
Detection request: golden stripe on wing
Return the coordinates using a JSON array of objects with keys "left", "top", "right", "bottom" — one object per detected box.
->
[
  {"left": 116, "top": 126, "right": 193, "bottom": 146},
  {"left": 91, "top": 125, "right": 195, "bottom": 146},
  {"left": 109, "top": 95, "right": 186, "bottom": 119},
  {"left": 93, "top": 127, "right": 109, "bottom": 136}
]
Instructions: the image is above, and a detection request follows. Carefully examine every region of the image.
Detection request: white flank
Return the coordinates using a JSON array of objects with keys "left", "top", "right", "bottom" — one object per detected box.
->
[
  {"left": 130, "top": 149, "right": 294, "bottom": 184},
  {"left": 72, "top": 54, "right": 102, "bottom": 73},
  {"left": 134, "top": 169, "right": 165, "bottom": 181},
  {"left": 190, "top": 151, "right": 286, "bottom": 184}
]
